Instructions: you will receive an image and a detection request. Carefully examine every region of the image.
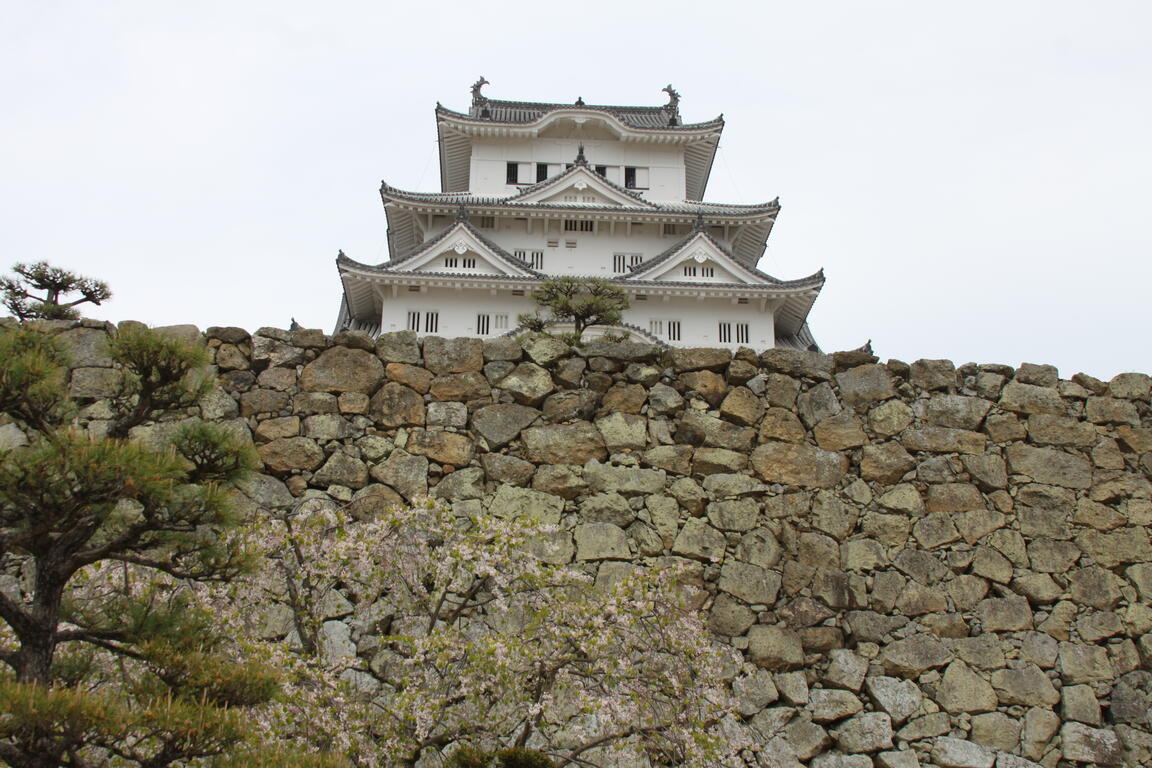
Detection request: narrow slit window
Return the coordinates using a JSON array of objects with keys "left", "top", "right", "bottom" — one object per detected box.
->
[
  {"left": 424, "top": 312, "right": 439, "bottom": 333},
  {"left": 461, "top": 257, "right": 476, "bottom": 269},
  {"left": 494, "top": 314, "right": 508, "bottom": 330},
  {"left": 668, "top": 320, "right": 681, "bottom": 341},
  {"left": 477, "top": 314, "right": 490, "bottom": 335},
  {"left": 649, "top": 319, "right": 664, "bottom": 337},
  {"left": 718, "top": 322, "right": 732, "bottom": 344},
  {"left": 536, "top": 163, "right": 548, "bottom": 182},
  {"left": 407, "top": 311, "right": 420, "bottom": 332},
  {"left": 736, "top": 323, "right": 749, "bottom": 344},
  {"left": 529, "top": 251, "right": 544, "bottom": 269}
]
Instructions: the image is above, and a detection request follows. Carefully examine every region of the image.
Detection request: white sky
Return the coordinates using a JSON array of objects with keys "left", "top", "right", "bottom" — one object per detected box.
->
[{"left": 2, "top": 1, "right": 1150, "bottom": 379}]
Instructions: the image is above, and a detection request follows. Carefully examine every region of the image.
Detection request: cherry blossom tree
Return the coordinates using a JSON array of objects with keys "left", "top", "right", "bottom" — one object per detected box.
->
[{"left": 242, "top": 497, "right": 752, "bottom": 768}]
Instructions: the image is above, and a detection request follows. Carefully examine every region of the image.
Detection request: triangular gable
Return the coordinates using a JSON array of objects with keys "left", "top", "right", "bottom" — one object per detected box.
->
[
  {"left": 626, "top": 232, "right": 768, "bottom": 285},
  {"left": 513, "top": 165, "right": 657, "bottom": 209},
  {"left": 391, "top": 222, "right": 539, "bottom": 277}
]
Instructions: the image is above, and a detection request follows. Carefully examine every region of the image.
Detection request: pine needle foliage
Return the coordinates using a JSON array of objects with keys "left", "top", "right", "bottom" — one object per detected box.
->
[
  {"left": 0, "top": 324, "right": 318, "bottom": 767},
  {"left": 1, "top": 261, "right": 112, "bottom": 321},
  {"left": 516, "top": 277, "right": 629, "bottom": 341}
]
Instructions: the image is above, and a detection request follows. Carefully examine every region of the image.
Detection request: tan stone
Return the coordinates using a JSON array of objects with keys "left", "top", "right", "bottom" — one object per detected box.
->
[
  {"left": 680, "top": 369, "right": 727, "bottom": 407},
  {"left": 758, "top": 407, "right": 807, "bottom": 442},
  {"left": 405, "top": 429, "right": 475, "bottom": 466},
  {"left": 937, "top": 660, "right": 997, "bottom": 713},
  {"left": 814, "top": 413, "right": 868, "bottom": 450},
  {"left": 299, "top": 346, "right": 385, "bottom": 394},
  {"left": 258, "top": 437, "right": 324, "bottom": 473},
  {"left": 429, "top": 372, "right": 491, "bottom": 402},
  {"left": 1005, "top": 444, "right": 1092, "bottom": 489},
  {"left": 747, "top": 626, "right": 805, "bottom": 670},
  {"left": 385, "top": 362, "right": 433, "bottom": 393},
  {"left": 368, "top": 382, "right": 425, "bottom": 427},
  {"left": 861, "top": 442, "right": 916, "bottom": 483},
  {"left": 998, "top": 382, "right": 1065, "bottom": 415},
  {"left": 522, "top": 422, "right": 607, "bottom": 464},
  {"left": 719, "top": 386, "right": 765, "bottom": 426},
  {"left": 600, "top": 382, "right": 647, "bottom": 414},
  {"left": 991, "top": 664, "right": 1059, "bottom": 707},
  {"left": 901, "top": 426, "right": 986, "bottom": 454},
  {"left": 750, "top": 441, "right": 847, "bottom": 488}
]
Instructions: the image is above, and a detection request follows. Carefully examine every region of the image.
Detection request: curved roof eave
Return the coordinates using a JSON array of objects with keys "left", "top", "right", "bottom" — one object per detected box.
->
[{"left": 435, "top": 104, "right": 725, "bottom": 136}]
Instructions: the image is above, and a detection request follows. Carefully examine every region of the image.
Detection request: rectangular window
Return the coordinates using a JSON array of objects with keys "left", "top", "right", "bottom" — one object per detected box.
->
[
  {"left": 424, "top": 312, "right": 439, "bottom": 333},
  {"left": 649, "top": 319, "right": 664, "bottom": 337},
  {"left": 564, "top": 219, "right": 594, "bottom": 232},
  {"left": 546, "top": 239, "right": 559, "bottom": 248},
  {"left": 594, "top": 165, "right": 608, "bottom": 178},
  {"left": 668, "top": 320, "right": 681, "bottom": 341},
  {"left": 718, "top": 322, "right": 732, "bottom": 344},
  {"left": 529, "top": 251, "right": 544, "bottom": 269},
  {"left": 477, "top": 314, "right": 490, "bottom": 335},
  {"left": 494, "top": 313, "right": 508, "bottom": 330},
  {"left": 564, "top": 240, "right": 577, "bottom": 248},
  {"left": 662, "top": 223, "right": 680, "bottom": 236},
  {"left": 506, "top": 162, "right": 519, "bottom": 185},
  {"left": 613, "top": 253, "right": 643, "bottom": 273},
  {"left": 736, "top": 323, "right": 749, "bottom": 344},
  {"left": 736, "top": 297, "right": 749, "bottom": 305},
  {"left": 444, "top": 256, "right": 459, "bottom": 268},
  {"left": 701, "top": 266, "right": 715, "bottom": 277},
  {"left": 475, "top": 216, "right": 495, "bottom": 229},
  {"left": 683, "top": 265, "right": 697, "bottom": 277},
  {"left": 461, "top": 257, "right": 476, "bottom": 269},
  {"left": 536, "top": 163, "right": 549, "bottom": 182},
  {"left": 407, "top": 311, "right": 420, "bottom": 331},
  {"left": 635, "top": 294, "right": 648, "bottom": 301},
  {"left": 624, "top": 167, "right": 649, "bottom": 189},
  {"left": 514, "top": 249, "right": 526, "bottom": 261}
]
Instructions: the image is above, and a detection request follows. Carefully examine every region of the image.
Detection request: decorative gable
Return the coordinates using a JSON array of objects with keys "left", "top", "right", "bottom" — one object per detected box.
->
[
  {"left": 627, "top": 232, "right": 761, "bottom": 285},
  {"left": 393, "top": 223, "right": 538, "bottom": 277},
  {"left": 514, "top": 166, "right": 655, "bottom": 208}
]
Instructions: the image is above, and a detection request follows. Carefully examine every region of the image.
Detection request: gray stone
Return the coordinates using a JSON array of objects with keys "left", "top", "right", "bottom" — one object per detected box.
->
[
  {"left": 706, "top": 498, "right": 759, "bottom": 531},
  {"left": 865, "top": 676, "right": 922, "bottom": 725},
  {"left": 747, "top": 626, "right": 804, "bottom": 670},
  {"left": 497, "top": 362, "right": 555, "bottom": 406},
  {"left": 69, "top": 367, "right": 121, "bottom": 399},
  {"left": 584, "top": 462, "right": 666, "bottom": 495},
  {"left": 313, "top": 451, "right": 369, "bottom": 489},
  {"left": 300, "top": 347, "right": 385, "bottom": 394},
  {"left": 594, "top": 411, "right": 647, "bottom": 452},
  {"left": 719, "top": 561, "right": 780, "bottom": 605},
  {"left": 369, "top": 450, "right": 428, "bottom": 501},
  {"left": 432, "top": 467, "right": 485, "bottom": 501},
  {"left": 733, "top": 669, "right": 779, "bottom": 716},
  {"left": 574, "top": 523, "right": 630, "bottom": 560},
  {"left": 930, "top": 737, "right": 994, "bottom": 768},
  {"left": 672, "top": 518, "right": 726, "bottom": 562},
  {"left": 796, "top": 381, "right": 842, "bottom": 428},
  {"left": 647, "top": 383, "right": 684, "bottom": 416},
  {"left": 999, "top": 382, "right": 1065, "bottom": 415},
  {"left": 831, "top": 711, "right": 892, "bottom": 753},
  {"left": 580, "top": 492, "right": 635, "bottom": 527},
  {"left": 375, "top": 331, "right": 420, "bottom": 364},
  {"left": 530, "top": 464, "right": 588, "bottom": 498},
  {"left": 676, "top": 411, "right": 755, "bottom": 451},
  {"left": 489, "top": 485, "right": 564, "bottom": 525},
  {"left": 1060, "top": 722, "right": 1122, "bottom": 765},
  {"left": 522, "top": 422, "right": 606, "bottom": 464},
  {"left": 809, "top": 688, "right": 864, "bottom": 722},
  {"left": 824, "top": 649, "right": 868, "bottom": 692},
  {"left": 881, "top": 635, "right": 953, "bottom": 675},
  {"left": 869, "top": 399, "right": 915, "bottom": 436},
  {"left": 667, "top": 347, "right": 731, "bottom": 372},
  {"left": 471, "top": 403, "right": 541, "bottom": 448},
  {"left": 426, "top": 401, "right": 468, "bottom": 428},
  {"left": 836, "top": 364, "right": 896, "bottom": 410},
  {"left": 923, "top": 394, "right": 993, "bottom": 430},
  {"left": 422, "top": 336, "right": 483, "bottom": 374},
  {"left": 1005, "top": 443, "right": 1092, "bottom": 488}
]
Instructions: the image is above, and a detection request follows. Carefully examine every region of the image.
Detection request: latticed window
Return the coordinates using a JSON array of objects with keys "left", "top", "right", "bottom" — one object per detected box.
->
[{"left": 668, "top": 320, "right": 681, "bottom": 341}]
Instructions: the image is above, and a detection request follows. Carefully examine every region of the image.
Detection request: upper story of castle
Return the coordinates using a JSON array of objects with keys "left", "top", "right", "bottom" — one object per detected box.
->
[{"left": 437, "top": 78, "right": 724, "bottom": 202}]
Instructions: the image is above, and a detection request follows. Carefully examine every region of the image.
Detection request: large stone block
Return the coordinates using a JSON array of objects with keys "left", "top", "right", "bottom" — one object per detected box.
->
[
  {"left": 422, "top": 336, "right": 484, "bottom": 374},
  {"left": 299, "top": 346, "right": 385, "bottom": 394},
  {"left": 368, "top": 382, "right": 425, "bottom": 427},
  {"left": 1005, "top": 444, "right": 1092, "bottom": 488},
  {"left": 522, "top": 422, "right": 607, "bottom": 464},
  {"left": 751, "top": 442, "right": 847, "bottom": 488}
]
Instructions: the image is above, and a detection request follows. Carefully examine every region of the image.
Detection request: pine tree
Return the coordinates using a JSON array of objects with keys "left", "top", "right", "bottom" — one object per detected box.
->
[
  {"left": 1, "top": 261, "right": 112, "bottom": 321},
  {"left": 0, "top": 324, "right": 338, "bottom": 767},
  {"left": 517, "top": 277, "right": 629, "bottom": 342}
]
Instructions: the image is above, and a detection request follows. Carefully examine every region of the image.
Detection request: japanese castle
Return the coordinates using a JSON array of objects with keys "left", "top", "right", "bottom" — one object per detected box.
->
[{"left": 334, "top": 80, "right": 824, "bottom": 349}]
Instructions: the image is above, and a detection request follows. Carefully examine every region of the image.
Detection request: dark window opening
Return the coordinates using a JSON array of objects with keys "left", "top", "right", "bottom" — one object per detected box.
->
[
  {"left": 594, "top": 165, "right": 608, "bottom": 178},
  {"left": 624, "top": 167, "right": 637, "bottom": 188},
  {"left": 506, "top": 162, "right": 519, "bottom": 185},
  {"left": 536, "top": 163, "right": 549, "bottom": 182}
]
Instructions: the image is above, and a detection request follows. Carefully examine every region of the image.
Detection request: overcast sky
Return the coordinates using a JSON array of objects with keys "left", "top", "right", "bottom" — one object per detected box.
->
[{"left": 2, "top": 1, "right": 1150, "bottom": 379}]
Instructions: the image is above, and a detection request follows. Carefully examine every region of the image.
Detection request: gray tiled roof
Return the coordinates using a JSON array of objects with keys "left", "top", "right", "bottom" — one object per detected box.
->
[
  {"left": 623, "top": 229, "right": 821, "bottom": 289},
  {"left": 436, "top": 101, "right": 722, "bottom": 132}
]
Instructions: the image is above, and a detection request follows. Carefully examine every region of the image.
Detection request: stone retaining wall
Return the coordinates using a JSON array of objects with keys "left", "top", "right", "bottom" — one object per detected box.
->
[{"left": 39, "top": 320, "right": 1152, "bottom": 767}]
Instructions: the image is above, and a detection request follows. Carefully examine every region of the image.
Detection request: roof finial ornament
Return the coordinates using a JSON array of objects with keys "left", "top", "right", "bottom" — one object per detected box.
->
[
  {"left": 456, "top": 204, "right": 469, "bottom": 222},
  {"left": 575, "top": 95, "right": 585, "bottom": 106},
  {"left": 471, "top": 76, "right": 490, "bottom": 106},
  {"left": 663, "top": 84, "right": 681, "bottom": 125},
  {"left": 693, "top": 211, "right": 706, "bottom": 232},
  {"left": 574, "top": 144, "right": 587, "bottom": 166}
]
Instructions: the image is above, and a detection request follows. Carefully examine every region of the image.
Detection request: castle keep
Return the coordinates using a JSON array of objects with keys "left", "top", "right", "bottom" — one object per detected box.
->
[{"left": 334, "top": 81, "right": 823, "bottom": 349}]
